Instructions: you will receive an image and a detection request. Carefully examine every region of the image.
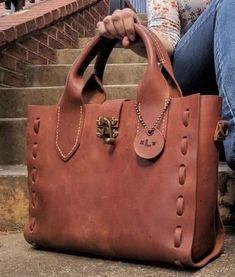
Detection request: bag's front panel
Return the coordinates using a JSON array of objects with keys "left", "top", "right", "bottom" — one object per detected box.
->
[{"left": 24, "top": 94, "right": 219, "bottom": 266}]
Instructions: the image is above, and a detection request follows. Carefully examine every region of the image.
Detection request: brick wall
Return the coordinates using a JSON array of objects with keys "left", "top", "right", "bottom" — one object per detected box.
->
[{"left": 0, "top": 0, "right": 109, "bottom": 87}]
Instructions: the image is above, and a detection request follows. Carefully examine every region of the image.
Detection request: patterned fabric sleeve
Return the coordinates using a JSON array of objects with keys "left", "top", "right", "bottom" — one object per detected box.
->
[{"left": 147, "top": 0, "right": 181, "bottom": 49}]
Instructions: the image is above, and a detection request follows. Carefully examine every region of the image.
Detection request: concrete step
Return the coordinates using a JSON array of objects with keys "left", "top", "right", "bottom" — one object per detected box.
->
[
  {"left": 0, "top": 228, "right": 234, "bottom": 277},
  {"left": 56, "top": 48, "right": 147, "bottom": 64},
  {"left": 0, "top": 118, "right": 26, "bottom": 165},
  {"left": 0, "top": 163, "right": 234, "bottom": 232},
  {"left": 26, "top": 63, "right": 147, "bottom": 87},
  {"left": 0, "top": 87, "right": 63, "bottom": 118},
  {"left": 0, "top": 85, "right": 137, "bottom": 118}
]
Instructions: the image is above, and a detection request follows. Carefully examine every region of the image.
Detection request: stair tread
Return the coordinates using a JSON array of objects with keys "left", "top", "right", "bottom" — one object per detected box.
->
[
  {"left": 0, "top": 165, "right": 26, "bottom": 177},
  {"left": 0, "top": 84, "right": 138, "bottom": 90},
  {"left": 26, "top": 63, "right": 147, "bottom": 87},
  {"left": 0, "top": 229, "right": 234, "bottom": 277},
  {"left": 0, "top": 118, "right": 26, "bottom": 121},
  {"left": 55, "top": 48, "right": 147, "bottom": 64},
  {"left": 28, "top": 63, "right": 148, "bottom": 67}
]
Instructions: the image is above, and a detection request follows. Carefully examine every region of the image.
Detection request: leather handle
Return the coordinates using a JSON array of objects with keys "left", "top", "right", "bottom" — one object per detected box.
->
[
  {"left": 59, "top": 23, "right": 181, "bottom": 108},
  {"left": 147, "top": 30, "right": 182, "bottom": 95},
  {"left": 93, "top": 26, "right": 166, "bottom": 82},
  {"left": 94, "top": 26, "right": 182, "bottom": 97}
]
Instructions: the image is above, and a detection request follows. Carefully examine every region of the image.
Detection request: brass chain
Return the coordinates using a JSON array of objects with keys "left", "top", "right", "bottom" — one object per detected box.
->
[{"left": 135, "top": 97, "right": 172, "bottom": 135}]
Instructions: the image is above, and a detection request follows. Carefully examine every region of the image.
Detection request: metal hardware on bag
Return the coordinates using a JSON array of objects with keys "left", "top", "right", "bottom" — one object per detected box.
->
[
  {"left": 214, "top": 120, "right": 229, "bottom": 141},
  {"left": 97, "top": 116, "right": 119, "bottom": 144},
  {"left": 157, "top": 62, "right": 163, "bottom": 70},
  {"left": 135, "top": 97, "right": 172, "bottom": 135},
  {"left": 134, "top": 98, "right": 171, "bottom": 159},
  {"left": 134, "top": 129, "right": 165, "bottom": 159}
]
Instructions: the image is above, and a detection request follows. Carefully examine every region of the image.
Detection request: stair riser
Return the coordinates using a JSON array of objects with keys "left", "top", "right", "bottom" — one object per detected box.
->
[
  {"left": 26, "top": 64, "right": 147, "bottom": 87},
  {"left": 0, "top": 119, "right": 26, "bottom": 165},
  {"left": 1, "top": 168, "right": 234, "bottom": 232},
  {"left": 0, "top": 86, "right": 137, "bottom": 118},
  {"left": 0, "top": 88, "right": 63, "bottom": 118},
  {"left": 56, "top": 48, "right": 147, "bottom": 64}
]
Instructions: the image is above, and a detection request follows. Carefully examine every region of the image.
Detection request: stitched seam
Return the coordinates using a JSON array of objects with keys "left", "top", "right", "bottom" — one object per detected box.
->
[{"left": 56, "top": 106, "right": 83, "bottom": 161}]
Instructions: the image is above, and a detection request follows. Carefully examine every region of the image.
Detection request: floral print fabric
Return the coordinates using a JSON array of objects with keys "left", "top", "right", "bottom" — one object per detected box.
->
[{"left": 147, "top": 0, "right": 211, "bottom": 48}]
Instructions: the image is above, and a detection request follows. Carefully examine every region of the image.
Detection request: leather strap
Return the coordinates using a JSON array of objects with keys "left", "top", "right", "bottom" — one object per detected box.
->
[
  {"left": 92, "top": 25, "right": 182, "bottom": 131},
  {"left": 147, "top": 30, "right": 182, "bottom": 96},
  {"left": 60, "top": 24, "right": 177, "bottom": 106},
  {"left": 94, "top": 26, "right": 182, "bottom": 97}
]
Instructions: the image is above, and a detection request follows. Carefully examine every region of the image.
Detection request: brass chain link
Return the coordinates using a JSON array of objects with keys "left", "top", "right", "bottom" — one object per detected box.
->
[{"left": 135, "top": 97, "right": 172, "bottom": 135}]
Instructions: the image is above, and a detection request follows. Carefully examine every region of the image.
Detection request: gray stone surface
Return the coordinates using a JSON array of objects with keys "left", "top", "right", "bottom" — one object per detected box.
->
[
  {"left": 0, "top": 229, "right": 234, "bottom": 277},
  {"left": 0, "top": 118, "right": 26, "bottom": 164},
  {"left": 56, "top": 48, "right": 147, "bottom": 64},
  {"left": 218, "top": 163, "right": 235, "bottom": 226},
  {"left": 0, "top": 85, "right": 137, "bottom": 118}
]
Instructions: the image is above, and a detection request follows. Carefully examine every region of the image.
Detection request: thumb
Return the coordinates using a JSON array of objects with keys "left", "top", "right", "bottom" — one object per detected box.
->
[{"left": 122, "top": 36, "right": 131, "bottom": 48}]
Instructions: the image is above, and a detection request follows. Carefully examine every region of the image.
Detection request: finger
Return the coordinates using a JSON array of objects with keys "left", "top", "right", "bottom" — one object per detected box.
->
[
  {"left": 134, "top": 13, "right": 141, "bottom": 24},
  {"left": 122, "top": 36, "right": 131, "bottom": 48},
  {"left": 122, "top": 14, "right": 136, "bottom": 42},
  {"left": 112, "top": 10, "right": 126, "bottom": 37},
  {"left": 96, "top": 21, "right": 113, "bottom": 39},
  {"left": 103, "top": 15, "right": 122, "bottom": 39}
]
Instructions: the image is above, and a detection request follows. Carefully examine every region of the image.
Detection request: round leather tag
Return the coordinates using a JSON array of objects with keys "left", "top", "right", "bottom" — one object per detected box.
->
[{"left": 134, "top": 129, "right": 165, "bottom": 159}]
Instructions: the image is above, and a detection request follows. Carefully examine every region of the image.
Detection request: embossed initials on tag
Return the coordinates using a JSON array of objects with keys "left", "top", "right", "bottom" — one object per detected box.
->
[
  {"left": 134, "top": 129, "right": 165, "bottom": 159},
  {"left": 140, "top": 140, "right": 157, "bottom": 147}
]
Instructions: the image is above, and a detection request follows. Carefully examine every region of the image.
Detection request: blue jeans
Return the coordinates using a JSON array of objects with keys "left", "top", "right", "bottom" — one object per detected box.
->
[{"left": 173, "top": 0, "right": 235, "bottom": 170}]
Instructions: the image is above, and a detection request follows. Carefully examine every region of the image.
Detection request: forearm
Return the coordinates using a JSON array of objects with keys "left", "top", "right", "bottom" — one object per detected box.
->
[{"left": 151, "top": 30, "right": 175, "bottom": 56}]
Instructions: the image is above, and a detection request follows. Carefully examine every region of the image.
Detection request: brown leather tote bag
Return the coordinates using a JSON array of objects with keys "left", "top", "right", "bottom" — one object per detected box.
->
[{"left": 24, "top": 24, "right": 225, "bottom": 268}]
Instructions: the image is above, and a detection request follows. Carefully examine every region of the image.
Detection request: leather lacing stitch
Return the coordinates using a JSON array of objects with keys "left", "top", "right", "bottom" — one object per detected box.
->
[
  {"left": 29, "top": 117, "right": 40, "bottom": 235},
  {"left": 174, "top": 109, "right": 190, "bottom": 267},
  {"left": 56, "top": 105, "right": 83, "bottom": 161}
]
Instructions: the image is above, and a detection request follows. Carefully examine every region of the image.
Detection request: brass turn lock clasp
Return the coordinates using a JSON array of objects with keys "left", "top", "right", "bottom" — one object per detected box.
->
[
  {"left": 96, "top": 116, "right": 119, "bottom": 144},
  {"left": 214, "top": 120, "right": 229, "bottom": 141}
]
